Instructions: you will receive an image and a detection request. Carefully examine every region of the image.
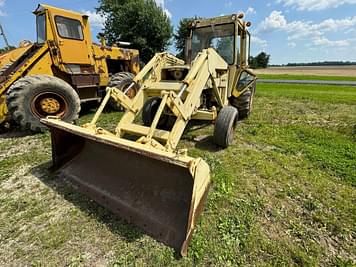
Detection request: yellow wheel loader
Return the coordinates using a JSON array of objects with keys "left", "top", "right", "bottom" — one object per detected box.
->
[
  {"left": 42, "top": 13, "right": 256, "bottom": 255},
  {"left": 0, "top": 4, "right": 140, "bottom": 132}
]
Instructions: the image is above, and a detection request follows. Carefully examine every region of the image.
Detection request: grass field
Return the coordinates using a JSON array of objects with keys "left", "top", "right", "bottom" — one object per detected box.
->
[
  {"left": 258, "top": 74, "right": 356, "bottom": 82},
  {"left": 0, "top": 83, "right": 355, "bottom": 266}
]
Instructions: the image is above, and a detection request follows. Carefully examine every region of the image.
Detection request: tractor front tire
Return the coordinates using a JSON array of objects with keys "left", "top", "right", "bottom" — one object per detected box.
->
[
  {"left": 108, "top": 72, "right": 137, "bottom": 111},
  {"left": 213, "top": 106, "right": 238, "bottom": 148},
  {"left": 6, "top": 75, "right": 81, "bottom": 132},
  {"left": 142, "top": 97, "right": 167, "bottom": 128}
]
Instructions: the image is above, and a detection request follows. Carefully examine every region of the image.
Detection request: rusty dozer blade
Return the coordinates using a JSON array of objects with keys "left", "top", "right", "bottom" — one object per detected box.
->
[{"left": 41, "top": 118, "right": 210, "bottom": 256}]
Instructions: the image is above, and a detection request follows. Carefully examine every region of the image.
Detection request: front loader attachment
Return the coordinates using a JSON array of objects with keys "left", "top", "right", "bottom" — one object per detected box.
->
[
  {"left": 41, "top": 118, "right": 210, "bottom": 256},
  {"left": 42, "top": 50, "right": 227, "bottom": 255}
]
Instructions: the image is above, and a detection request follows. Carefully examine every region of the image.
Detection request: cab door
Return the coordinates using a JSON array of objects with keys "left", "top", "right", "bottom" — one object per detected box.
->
[{"left": 54, "top": 15, "right": 91, "bottom": 65}]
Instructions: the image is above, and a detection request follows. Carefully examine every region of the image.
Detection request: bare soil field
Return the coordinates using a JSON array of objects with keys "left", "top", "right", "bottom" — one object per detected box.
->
[{"left": 255, "top": 66, "right": 356, "bottom": 77}]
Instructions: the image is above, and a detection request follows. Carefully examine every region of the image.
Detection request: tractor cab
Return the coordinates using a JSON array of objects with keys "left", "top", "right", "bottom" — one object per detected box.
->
[
  {"left": 34, "top": 4, "right": 93, "bottom": 65},
  {"left": 186, "top": 14, "right": 255, "bottom": 98},
  {"left": 186, "top": 14, "right": 251, "bottom": 66}
]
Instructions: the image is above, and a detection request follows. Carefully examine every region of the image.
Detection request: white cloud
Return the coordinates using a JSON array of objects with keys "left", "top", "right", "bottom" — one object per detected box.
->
[
  {"left": 257, "top": 10, "right": 356, "bottom": 49},
  {"left": 155, "top": 0, "right": 172, "bottom": 18},
  {"left": 314, "top": 17, "right": 356, "bottom": 32},
  {"left": 245, "top": 7, "right": 256, "bottom": 15},
  {"left": 312, "top": 36, "right": 350, "bottom": 47},
  {"left": 251, "top": 36, "right": 268, "bottom": 48},
  {"left": 0, "top": 0, "right": 6, "bottom": 17},
  {"left": 82, "top": 10, "right": 106, "bottom": 28},
  {"left": 258, "top": 11, "right": 287, "bottom": 32},
  {"left": 286, "top": 16, "right": 356, "bottom": 40},
  {"left": 277, "top": 0, "right": 356, "bottom": 11}
]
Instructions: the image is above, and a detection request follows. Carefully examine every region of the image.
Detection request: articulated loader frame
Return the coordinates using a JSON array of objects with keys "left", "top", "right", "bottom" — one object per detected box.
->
[{"left": 42, "top": 13, "right": 256, "bottom": 255}]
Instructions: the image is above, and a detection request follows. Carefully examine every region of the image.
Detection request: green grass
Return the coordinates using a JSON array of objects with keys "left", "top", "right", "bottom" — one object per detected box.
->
[
  {"left": 0, "top": 83, "right": 355, "bottom": 266},
  {"left": 259, "top": 73, "right": 356, "bottom": 82},
  {"left": 258, "top": 83, "right": 356, "bottom": 104}
]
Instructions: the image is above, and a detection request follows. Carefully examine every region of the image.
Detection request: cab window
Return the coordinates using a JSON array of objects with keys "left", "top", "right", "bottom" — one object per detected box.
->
[
  {"left": 191, "top": 23, "right": 236, "bottom": 65},
  {"left": 55, "top": 16, "right": 83, "bottom": 40},
  {"left": 37, "top": 14, "right": 46, "bottom": 43},
  {"left": 237, "top": 71, "right": 254, "bottom": 90}
]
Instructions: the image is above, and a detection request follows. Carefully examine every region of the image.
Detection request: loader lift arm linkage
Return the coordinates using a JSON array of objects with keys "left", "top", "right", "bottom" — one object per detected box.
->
[
  {"left": 89, "top": 49, "right": 227, "bottom": 153},
  {"left": 41, "top": 13, "right": 256, "bottom": 256}
]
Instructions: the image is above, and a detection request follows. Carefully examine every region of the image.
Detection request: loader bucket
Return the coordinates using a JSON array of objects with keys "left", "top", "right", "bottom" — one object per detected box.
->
[{"left": 41, "top": 118, "right": 211, "bottom": 256}]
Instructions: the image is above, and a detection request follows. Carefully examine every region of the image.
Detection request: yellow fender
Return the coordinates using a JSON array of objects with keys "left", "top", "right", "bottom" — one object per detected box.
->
[{"left": 0, "top": 95, "right": 8, "bottom": 124}]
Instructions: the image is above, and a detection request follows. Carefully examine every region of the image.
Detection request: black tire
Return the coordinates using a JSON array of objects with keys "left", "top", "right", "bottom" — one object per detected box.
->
[
  {"left": 142, "top": 97, "right": 169, "bottom": 128},
  {"left": 6, "top": 75, "right": 80, "bottom": 132},
  {"left": 107, "top": 72, "right": 137, "bottom": 111},
  {"left": 231, "top": 82, "right": 256, "bottom": 120},
  {"left": 213, "top": 106, "right": 238, "bottom": 148},
  {"left": 0, "top": 63, "right": 12, "bottom": 76}
]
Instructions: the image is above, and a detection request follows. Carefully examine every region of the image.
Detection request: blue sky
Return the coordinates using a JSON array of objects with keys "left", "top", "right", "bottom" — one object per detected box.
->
[{"left": 0, "top": 0, "right": 356, "bottom": 64}]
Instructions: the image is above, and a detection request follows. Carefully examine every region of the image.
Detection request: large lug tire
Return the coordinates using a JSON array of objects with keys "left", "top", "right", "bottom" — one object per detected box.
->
[
  {"left": 231, "top": 82, "right": 256, "bottom": 120},
  {"left": 213, "top": 106, "right": 238, "bottom": 148},
  {"left": 142, "top": 97, "right": 170, "bottom": 129},
  {"left": 107, "top": 72, "right": 137, "bottom": 111},
  {"left": 0, "top": 63, "right": 12, "bottom": 76},
  {"left": 6, "top": 75, "right": 81, "bottom": 132}
]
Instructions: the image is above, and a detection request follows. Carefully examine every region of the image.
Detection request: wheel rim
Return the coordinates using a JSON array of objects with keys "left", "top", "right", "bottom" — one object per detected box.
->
[{"left": 31, "top": 92, "right": 68, "bottom": 118}]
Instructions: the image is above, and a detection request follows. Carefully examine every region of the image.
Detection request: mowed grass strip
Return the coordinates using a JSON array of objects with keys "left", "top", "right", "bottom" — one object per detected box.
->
[
  {"left": 258, "top": 83, "right": 356, "bottom": 104},
  {"left": 0, "top": 83, "right": 355, "bottom": 266},
  {"left": 259, "top": 73, "right": 356, "bottom": 82}
]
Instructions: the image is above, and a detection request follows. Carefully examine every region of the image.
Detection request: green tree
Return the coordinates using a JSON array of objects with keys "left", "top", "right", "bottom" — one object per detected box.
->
[
  {"left": 0, "top": 45, "right": 15, "bottom": 54},
  {"left": 97, "top": 0, "right": 172, "bottom": 63},
  {"left": 249, "top": 52, "right": 270, "bottom": 68},
  {"left": 173, "top": 16, "right": 202, "bottom": 59}
]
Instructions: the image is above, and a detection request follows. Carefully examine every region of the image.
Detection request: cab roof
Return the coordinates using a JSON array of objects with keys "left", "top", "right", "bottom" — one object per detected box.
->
[{"left": 33, "top": 4, "right": 85, "bottom": 18}]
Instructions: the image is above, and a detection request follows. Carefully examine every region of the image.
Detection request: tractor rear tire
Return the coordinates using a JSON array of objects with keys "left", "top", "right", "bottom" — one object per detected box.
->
[
  {"left": 6, "top": 75, "right": 81, "bottom": 132},
  {"left": 108, "top": 72, "right": 137, "bottom": 111},
  {"left": 231, "top": 83, "right": 256, "bottom": 120},
  {"left": 213, "top": 106, "right": 238, "bottom": 148}
]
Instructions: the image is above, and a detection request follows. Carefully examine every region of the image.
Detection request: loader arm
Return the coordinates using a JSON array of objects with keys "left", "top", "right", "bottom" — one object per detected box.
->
[
  {"left": 132, "top": 52, "right": 185, "bottom": 84},
  {"left": 40, "top": 48, "right": 227, "bottom": 255},
  {"left": 0, "top": 44, "right": 50, "bottom": 124},
  {"left": 0, "top": 44, "right": 49, "bottom": 97},
  {"left": 106, "top": 48, "right": 228, "bottom": 152}
]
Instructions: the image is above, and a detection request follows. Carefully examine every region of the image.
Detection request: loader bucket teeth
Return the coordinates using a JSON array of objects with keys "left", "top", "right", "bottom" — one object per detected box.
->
[{"left": 42, "top": 119, "right": 211, "bottom": 255}]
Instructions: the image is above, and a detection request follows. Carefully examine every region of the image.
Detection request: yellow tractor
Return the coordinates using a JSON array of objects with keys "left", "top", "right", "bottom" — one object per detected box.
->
[
  {"left": 42, "top": 13, "right": 256, "bottom": 255},
  {"left": 0, "top": 4, "right": 140, "bottom": 132}
]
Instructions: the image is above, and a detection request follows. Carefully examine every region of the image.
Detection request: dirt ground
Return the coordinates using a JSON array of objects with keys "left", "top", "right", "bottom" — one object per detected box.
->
[{"left": 254, "top": 66, "right": 356, "bottom": 77}]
